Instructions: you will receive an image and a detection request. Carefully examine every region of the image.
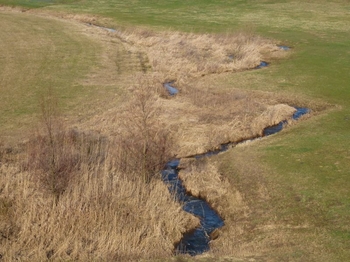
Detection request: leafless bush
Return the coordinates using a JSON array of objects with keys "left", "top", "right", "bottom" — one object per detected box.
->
[
  {"left": 114, "top": 79, "right": 173, "bottom": 183},
  {"left": 26, "top": 129, "right": 106, "bottom": 198},
  {"left": 25, "top": 89, "right": 106, "bottom": 201}
]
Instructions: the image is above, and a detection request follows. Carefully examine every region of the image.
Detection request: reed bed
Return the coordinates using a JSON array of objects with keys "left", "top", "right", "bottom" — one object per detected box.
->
[
  {"left": 0, "top": 134, "right": 198, "bottom": 261},
  {"left": 113, "top": 27, "right": 282, "bottom": 81}
]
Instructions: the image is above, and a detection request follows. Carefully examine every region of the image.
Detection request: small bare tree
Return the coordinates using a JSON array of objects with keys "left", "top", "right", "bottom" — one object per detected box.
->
[
  {"left": 116, "top": 78, "right": 172, "bottom": 183},
  {"left": 26, "top": 88, "right": 105, "bottom": 203}
]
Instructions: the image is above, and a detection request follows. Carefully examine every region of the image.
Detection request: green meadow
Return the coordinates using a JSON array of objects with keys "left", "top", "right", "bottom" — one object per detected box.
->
[{"left": 0, "top": 0, "right": 349, "bottom": 260}]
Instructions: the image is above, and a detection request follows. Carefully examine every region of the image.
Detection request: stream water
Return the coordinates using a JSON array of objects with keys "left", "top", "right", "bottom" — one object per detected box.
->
[
  {"left": 164, "top": 81, "right": 179, "bottom": 96},
  {"left": 161, "top": 160, "right": 224, "bottom": 255},
  {"left": 278, "top": 45, "right": 291, "bottom": 51},
  {"left": 161, "top": 107, "right": 309, "bottom": 256},
  {"left": 255, "top": 61, "right": 269, "bottom": 69},
  {"left": 83, "top": 22, "right": 298, "bottom": 256}
]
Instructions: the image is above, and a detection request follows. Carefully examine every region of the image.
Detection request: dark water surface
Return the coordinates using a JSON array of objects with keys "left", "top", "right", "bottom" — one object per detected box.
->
[
  {"left": 161, "top": 107, "right": 309, "bottom": 256},
  {"left": 263, "top": 107, "right": 310, "bottom": 136},
  {"left": 161, "top": 160, "right": 224, "bottom": 255},
  {"left": 278, "top": 45, "right": 291, "bottom": 50},
  {"left": 255, "top": 61, "right": 269, "bottom": 69}
]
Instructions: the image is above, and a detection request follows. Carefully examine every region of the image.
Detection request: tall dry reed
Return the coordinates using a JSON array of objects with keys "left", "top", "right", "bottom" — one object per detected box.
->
[
  {"left": 0, "top": 150, "right": 197, "bottom": 261},
  {"left": 0, "top": 83, "right": 197, "bottom": 261}
]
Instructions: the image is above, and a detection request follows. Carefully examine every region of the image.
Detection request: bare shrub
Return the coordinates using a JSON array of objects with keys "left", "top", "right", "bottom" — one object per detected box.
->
[
  {"left": 115, "top": 78, "right": 173, "bottom": 182},
  {"left": 26, "top": 131, "right": 76, "bottom": 199},
  {"left": 0, "top": 143, "right": 3, "bottom": 164},
  {"left": 25, "top": 89, "right": 106, "bottom": 201},
  {"left": 26, "top": 129, "right": 106, "bottom": 199}
]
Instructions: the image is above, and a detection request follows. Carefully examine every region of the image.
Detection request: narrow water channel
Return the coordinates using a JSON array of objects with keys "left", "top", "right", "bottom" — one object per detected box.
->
[
  {"left": 83, "top": 22, "right": 298, "bottom": 256},
  {"left": 161, "top": 107, "right": 309, "bottom": 256}
]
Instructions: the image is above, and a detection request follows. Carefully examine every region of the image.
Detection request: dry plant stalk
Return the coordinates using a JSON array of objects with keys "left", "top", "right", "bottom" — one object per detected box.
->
[{"left": 114, "top": 78, "right": 174, "bottom": 183}]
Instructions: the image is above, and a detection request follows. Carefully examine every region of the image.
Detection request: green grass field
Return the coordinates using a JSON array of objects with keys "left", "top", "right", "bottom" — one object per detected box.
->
[
  {"left": 1, "top": 0, "right": 349, "bottom": 261},
  {"left": 0, "top": 11, "right": 100, "bottom": 142}
]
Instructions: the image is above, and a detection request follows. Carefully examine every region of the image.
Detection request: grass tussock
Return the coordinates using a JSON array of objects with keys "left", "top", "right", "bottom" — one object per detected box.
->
[
  {"left": 111, "top": 28, "right": 281, "bottom": 80},
  {"left": 178, "top": 158, "right": 248, "bottom": 219},
  {"left": 0, "top": 155, "right": 198, "bottom": 261}
]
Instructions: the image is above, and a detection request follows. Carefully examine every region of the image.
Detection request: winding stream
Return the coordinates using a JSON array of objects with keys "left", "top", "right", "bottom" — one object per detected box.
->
[
  {"left": 160, "top": 46, "right": 309, "bottom": 255},
  {"left": 79, "top": 28, "right": 299, "bottom": 254},
  {"left": 161, "top": 159, "right": 225, "bottom": 255},
  {"left": 161, "top": 107, "right": 309, "bottom": 255},
  {"left": 83, "top": 21, "right": 299, "bottom": 256}
]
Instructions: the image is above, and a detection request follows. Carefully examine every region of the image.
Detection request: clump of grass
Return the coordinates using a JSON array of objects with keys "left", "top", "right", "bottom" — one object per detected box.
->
[
  {"left": 178, "top": 158, "right": 247, "bottom": 219},
  {"left": 113, "top": 28, "right": 278, "bottom": 80}
]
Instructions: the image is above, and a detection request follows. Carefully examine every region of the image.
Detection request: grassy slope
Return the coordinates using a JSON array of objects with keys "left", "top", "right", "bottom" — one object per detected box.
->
[
  {"left": 1, "top": 0, "right": 349, "bottom": 260},
  {"left": 0, "top": 11, "right": 138, "bottom": 144},
  {"left": 0, "top": 12, "right": 100, "bottom": 142}
]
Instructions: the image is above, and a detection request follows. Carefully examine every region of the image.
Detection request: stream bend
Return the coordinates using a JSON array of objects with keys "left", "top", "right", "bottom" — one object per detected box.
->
[{"left": 161, "top": 107, "right": 309, "bottom": 256}]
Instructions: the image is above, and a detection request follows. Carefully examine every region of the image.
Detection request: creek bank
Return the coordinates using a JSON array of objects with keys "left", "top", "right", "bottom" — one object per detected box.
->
[
  {"left": 162, "top": 160, "right": 224, "bottom": 256},
  {"left": 162, "top": 107, "right": 309, "bottom": 255},
  {"left": 263, "top": 107, "right": 310, "bottom": 136}
]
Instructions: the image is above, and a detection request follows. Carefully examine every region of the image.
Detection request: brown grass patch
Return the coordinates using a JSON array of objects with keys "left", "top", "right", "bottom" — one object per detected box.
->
[
  {"left": 114, "top": 28, "right": 281, "bottom": 80},
  {"left": 0, "top": 154, "right": 198, "bottom": 261},
  {"left": 82, "top": 73, "right": 302, "bottom": 158},
  {"left": 0, "top": 9, "right": 325, "bottom": 261}
]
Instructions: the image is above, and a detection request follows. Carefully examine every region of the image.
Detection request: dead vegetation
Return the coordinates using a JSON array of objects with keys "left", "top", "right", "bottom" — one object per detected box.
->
[
  {"left": 0, "top": 9, "right": 323, "bottom": 261},
  {"left": 0, "top": 86, "right": 197, "bottom": 261},
  {"left": 0, "top": 154, "right": 198, "bottom": 261},
  {"left": 111, "top": 27, "right": 284, "bottom": 81},
  {"left": 83, "top": 72, "right": 304, "bottom": 159},
  {"left": 113, "top": 79, "right": 174, "bottom": 183}
]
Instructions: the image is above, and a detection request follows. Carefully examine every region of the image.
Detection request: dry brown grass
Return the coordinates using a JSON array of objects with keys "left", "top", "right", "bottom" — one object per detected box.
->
[
  {"left": 0, "top": 9, "right": 324, "bottom": 261},
  {"left": 113, "top": 28, "right": 283, "bottom": 81},
  {"left": 82, "top": 72, "right": 300, "bottom": 158},
  {"left": 0, "top": 153, "right": 198, "bottom": 261},
  {"left": 178, "top": 158, "right": 248, "bottom": 220},
  {"left": 112, "top": 79, "right": 174, "bottom": 182},
  {"left": 0, "top": 78, "right": 199, "bottom": 261}
]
